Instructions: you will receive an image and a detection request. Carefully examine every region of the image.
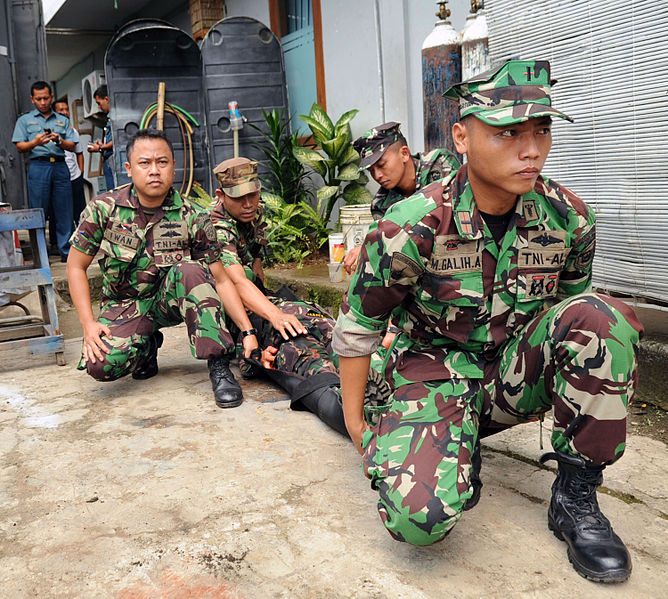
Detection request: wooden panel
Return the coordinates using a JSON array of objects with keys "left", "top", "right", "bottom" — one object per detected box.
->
[{"left": 312, "top": 0, "right": 326, "bottom": 111}]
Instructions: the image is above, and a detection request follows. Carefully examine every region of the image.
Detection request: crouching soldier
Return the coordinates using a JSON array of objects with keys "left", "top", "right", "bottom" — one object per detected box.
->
[
  {"left": 333, "top": 60, "right": 644, "bottom": 583},
  {"left": 210, "top": 157, "right": 390, "bottom": 434},
  {"left": 67, "top": 129, "right": 258, "bottom": 408}
]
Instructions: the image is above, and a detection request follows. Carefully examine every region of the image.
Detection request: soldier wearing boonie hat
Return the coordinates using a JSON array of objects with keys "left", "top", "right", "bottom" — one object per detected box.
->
[
  {"left": 209, "top": 156, "right": 357, "bottom": 436},
  {"left": 214, "top": 157, "right": 262, "bottom": 197},
  {"left": 333, "top": 59, "right": 643, "bottom": 584}
]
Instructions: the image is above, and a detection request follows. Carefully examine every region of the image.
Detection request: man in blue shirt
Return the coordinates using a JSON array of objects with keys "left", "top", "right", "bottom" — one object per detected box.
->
[{"left": 13, "top": 81, "right": 77, "bottom": 261}]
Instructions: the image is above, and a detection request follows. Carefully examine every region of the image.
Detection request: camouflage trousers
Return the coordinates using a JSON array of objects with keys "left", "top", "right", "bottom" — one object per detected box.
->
[
  {"left": 362, "top": 293, "right": 643, "bottom": 546},
  {"left": 79, "top": 260, "right": 233, "bottom": 381}
]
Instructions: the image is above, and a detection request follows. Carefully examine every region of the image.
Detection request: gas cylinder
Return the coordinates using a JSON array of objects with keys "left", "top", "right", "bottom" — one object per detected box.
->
[
  {"left": 461, "top": 0, "right": 490, "bottom": 80},
  {"left": 422, "top": 1, "right": 461, "bottom": 155}
]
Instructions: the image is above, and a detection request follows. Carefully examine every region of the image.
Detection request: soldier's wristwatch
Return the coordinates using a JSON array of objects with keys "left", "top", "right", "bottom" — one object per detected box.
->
[{"left": 240, "top": 328, "right": 257, "bottom": 338}]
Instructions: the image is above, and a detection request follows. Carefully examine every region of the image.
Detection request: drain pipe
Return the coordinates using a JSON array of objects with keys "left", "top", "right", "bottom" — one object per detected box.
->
[{"left": 373, "top": 0, "right": 385, "bottom": 122}]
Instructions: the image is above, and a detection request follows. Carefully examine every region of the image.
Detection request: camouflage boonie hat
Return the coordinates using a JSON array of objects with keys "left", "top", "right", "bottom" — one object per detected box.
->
[
  {"left": 353, "top": 122, "right": 407, "bottom": 169},
  {"left": 214, "top": 157, "right": 261, "bottom": 197},
  {"left": 443, "top": 60, "right": 573, "bottom": 125}
]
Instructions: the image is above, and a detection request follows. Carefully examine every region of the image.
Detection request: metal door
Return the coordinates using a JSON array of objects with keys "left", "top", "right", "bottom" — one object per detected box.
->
[
  {"left": 200, "top": 16, "right": 289, "bottom": 190},
  {"left": 105, "top": 19, "right": 208, "bottom": 193},
  {"left": 281, "top": 0, "right": 317, "bottom": 130}
]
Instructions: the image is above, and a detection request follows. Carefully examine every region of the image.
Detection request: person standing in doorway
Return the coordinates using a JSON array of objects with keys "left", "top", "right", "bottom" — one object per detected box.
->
[{"left": 87, "top": 85, "right": 115, "bottom": 191}]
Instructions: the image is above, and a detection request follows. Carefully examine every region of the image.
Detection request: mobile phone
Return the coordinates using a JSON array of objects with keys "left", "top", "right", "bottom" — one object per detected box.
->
[{"left": 44, "top": 128, "right": 51, "bottom": 134}]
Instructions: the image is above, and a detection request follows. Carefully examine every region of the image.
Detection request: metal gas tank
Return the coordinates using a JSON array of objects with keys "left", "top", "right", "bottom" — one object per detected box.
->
[{"left": 422, "top": 3, "right": 461, "bottom": 157}]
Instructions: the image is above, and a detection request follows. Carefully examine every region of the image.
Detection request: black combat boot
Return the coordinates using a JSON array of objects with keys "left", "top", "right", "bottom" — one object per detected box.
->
[
  {"left": 463, "top": 437, "right": 483, "bottom": 511},
  {"left": 540, "top": 451, "right": 631, "bottom": 583},
  {"left": 208, "top": 354, "right": 243, "bottom": 408},
  {"left": 132, "top": 330, "right": 164, "bottom": 380}
]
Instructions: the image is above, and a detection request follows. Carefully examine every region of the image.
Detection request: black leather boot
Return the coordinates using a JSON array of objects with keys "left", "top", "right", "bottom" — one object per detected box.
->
[
  {"left": 540, "top": 451, "right": 632, "bottom": 582},
  {"left": 208, "top": 355, "right": 243, "bottom": 408},
  {"left": 463, "top": 437, "right": 483, "bottom": 511},
  {"left": 132, "top": 330, "right": 164, "bottom": 380}
]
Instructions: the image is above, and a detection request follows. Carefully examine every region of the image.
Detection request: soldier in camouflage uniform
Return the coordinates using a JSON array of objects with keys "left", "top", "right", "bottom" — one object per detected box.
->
[
  {"left": 343, "top": 122, "right": 460, "bottom": 276},
  {"left": 210, "top": 158, "right": 389, "bottom": 434},
  {"left": 67, "top": 129, "right": 259, "bottom": 409},
  {"left": 332, "top": 60, "right": 643, "bottom": 583}
]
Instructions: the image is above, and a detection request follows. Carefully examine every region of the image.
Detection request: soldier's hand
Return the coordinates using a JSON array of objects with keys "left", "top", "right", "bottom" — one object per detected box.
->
[
  {"left": 261, "top": 346, "right": 278, "bottom": 369},
  {"left": 269, "top": 310, "right": 307, "bottom": 340},
  {"left": 343, "top": 245, "right": 362, "bottom": 275},
  {"left": 81, "top": 321, "right": 113, "bottom": 364},
  {"left": 241, "top": 332, "right": 259, "bottom": 358}
]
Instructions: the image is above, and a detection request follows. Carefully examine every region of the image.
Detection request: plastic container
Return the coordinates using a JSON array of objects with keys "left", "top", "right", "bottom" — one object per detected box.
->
[
  {"left": 328, "top": 261, "right": 344, "bottom": 283},
  {"left": 340, "top": 204, "right": 373, "bottom": 252},
  {"left": 328, "top": 232, "right": 345, "bottom": 263}
]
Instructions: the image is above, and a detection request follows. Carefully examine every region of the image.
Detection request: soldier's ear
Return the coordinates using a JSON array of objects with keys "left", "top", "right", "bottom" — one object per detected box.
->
[
  {"left": 124, "top": 161, "right": 132, "bottom": 177},
  {"left": 215, "top": 189, "right": 223, "bottom": 199},
  {"left": 399, "top": 145, "right": 411, "bottom": 162},
  {"left": 452, "top": 122, "right": 469, "bottom": 155}
]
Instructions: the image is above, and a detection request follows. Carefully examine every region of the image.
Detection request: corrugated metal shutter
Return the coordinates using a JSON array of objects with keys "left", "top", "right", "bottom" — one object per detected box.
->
[{"left": 486, "top": 0, "right": 668, "bottom": 304}]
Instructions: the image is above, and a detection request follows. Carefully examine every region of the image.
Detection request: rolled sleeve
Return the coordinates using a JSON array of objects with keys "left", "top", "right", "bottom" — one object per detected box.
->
[{"left": 332, "top": 302, "right": 384, "bottom": 357}]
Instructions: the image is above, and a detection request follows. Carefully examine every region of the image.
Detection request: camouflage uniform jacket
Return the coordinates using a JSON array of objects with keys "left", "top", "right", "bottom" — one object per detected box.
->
[
  {"left": 371, "top": 148, "right": 461, "bottom": 220},
  {"left": 210, "top": 200, "right": 267, "bottom": 280},
  {"left": 71, "top": 185, "right": 221, "bottom": 302},
  {"left": 332, "top": 165, "right": 596, "bottom": 381}
]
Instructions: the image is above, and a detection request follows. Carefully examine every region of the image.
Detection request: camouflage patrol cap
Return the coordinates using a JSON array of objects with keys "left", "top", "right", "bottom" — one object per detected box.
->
[
  {"left": 353, "top": 122, "right": 408, "bottom": 169},
  {"left": 443, "top": 60, "right": 573, "bottom": 125},
  {"left": 213, "top": 157, "right": 261, "bottom": 197}
]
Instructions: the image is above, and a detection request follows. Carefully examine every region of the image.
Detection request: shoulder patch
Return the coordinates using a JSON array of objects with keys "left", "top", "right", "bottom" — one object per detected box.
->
[{"left": 389, "top": 252, "right": 423, "bottom": 286}]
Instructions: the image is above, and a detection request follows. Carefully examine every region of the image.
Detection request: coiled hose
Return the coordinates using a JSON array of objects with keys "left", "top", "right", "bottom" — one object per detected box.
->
[{"left": 140, "top": 102, "right": 199, "bottom": 197}]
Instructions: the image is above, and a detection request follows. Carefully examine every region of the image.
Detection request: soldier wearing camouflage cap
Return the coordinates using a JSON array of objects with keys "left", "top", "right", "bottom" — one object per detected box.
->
[
  {"left": 345, "top": 122, "right": 460, "bottom": 275},
  {"left": 67, "top": 129, "right": 259, "bottom": 409},
  {"left": 209, "top": 157, "right": 390, "bottom": 435},
  {"left": 333, "top": 59, "right": 643, "bottom": 583}
]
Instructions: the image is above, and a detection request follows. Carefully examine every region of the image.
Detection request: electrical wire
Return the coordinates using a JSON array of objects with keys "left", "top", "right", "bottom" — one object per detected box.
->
[{"left": 140, "top": 102, "right": 199, "bottom": 197}]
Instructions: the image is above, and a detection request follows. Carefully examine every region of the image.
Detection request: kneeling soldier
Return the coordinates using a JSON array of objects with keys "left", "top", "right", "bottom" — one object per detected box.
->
[
  {"left": 67, "top": 129, "right": 258, "bottom": 408},
  {"left": 333, "top": 60, "right": 644, "bottom": 583}
]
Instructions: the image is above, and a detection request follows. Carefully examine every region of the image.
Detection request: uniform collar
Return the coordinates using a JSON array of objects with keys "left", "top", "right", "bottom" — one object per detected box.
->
[
  {"left": 452, "top": 165, "right": 543, "bottom": 237},
  {"left": 451, "top": 166, "right": 483, "bottom": 240},
  {"left": 114, "top": 185, "right": 180, "bottom": 210},
  {"left": 31, "top": 107, "right": 54, "bottom": 119}
]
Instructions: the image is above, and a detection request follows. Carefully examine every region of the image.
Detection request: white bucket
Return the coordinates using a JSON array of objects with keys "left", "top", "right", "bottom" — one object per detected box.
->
[
  {"left": 328, "top": 232, "right": 345, "bottom": 263},
  {"left": 340, "top": 204, "right": 373, "bottom": 252}
]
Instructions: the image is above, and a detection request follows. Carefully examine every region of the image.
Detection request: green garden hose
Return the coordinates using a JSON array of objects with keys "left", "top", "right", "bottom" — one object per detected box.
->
[{"left": 140, "top": 102, "right": 199, "bottom": 197}]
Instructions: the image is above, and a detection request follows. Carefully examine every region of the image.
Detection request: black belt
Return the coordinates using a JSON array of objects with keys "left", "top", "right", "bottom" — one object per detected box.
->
[{"left": 31, "top": 156, "right": 65, "bottom": 162}]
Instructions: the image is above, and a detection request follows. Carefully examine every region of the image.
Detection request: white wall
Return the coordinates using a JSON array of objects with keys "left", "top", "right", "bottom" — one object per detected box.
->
[
  {"left": 321, "top": 0, "right": 466, "bottom": 152},
  {"left": 224, "top": 0, "right": 271, "bottom": 26}
]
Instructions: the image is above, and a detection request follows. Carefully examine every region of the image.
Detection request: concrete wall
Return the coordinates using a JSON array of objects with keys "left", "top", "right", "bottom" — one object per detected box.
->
[
  {"left": 320, "top": 0, "right": 466, "bottom": 151},
  {"left": 224, "top": 0, "right": 270, "bottom": 26}
]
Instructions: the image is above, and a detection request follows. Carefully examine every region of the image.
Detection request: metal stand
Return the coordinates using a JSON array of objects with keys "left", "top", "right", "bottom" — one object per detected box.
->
[{"left": 0, "top": 209, "right": 65, "bottom": 365}]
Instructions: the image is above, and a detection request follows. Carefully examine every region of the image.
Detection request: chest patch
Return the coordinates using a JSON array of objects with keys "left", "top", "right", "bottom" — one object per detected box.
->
[
  {"left": 154, "top": 221, "right": 188, "bottom": 250},
  {"left": 428, "top": 235, "right": 482, "bottom": 274},
  {"left": 104, "top": 221, "right": 140, "bottom": 250}
]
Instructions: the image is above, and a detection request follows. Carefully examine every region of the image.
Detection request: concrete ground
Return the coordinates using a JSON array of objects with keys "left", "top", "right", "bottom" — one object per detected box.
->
[{"left": 1, "top": 324, "right": 667, "bottom": 598}]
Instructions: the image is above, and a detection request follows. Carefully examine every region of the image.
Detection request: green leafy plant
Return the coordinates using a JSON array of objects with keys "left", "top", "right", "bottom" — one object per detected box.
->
[
  {"left": 293, "top": 103, "right": 373, "bottom": 225},
  {"left": 249, "top": 109, "right": 312, "bottom": 204},
  {"left": 187, "top": 181, "right": 215, "bottom": 212},
  {"left": 262, "top": 191, "right": 330, "bottom": 267}
]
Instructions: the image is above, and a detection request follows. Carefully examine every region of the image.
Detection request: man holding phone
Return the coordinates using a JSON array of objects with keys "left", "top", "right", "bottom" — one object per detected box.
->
[{"left": 13, "top": 81, "right": 77, "bottom": 261}]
